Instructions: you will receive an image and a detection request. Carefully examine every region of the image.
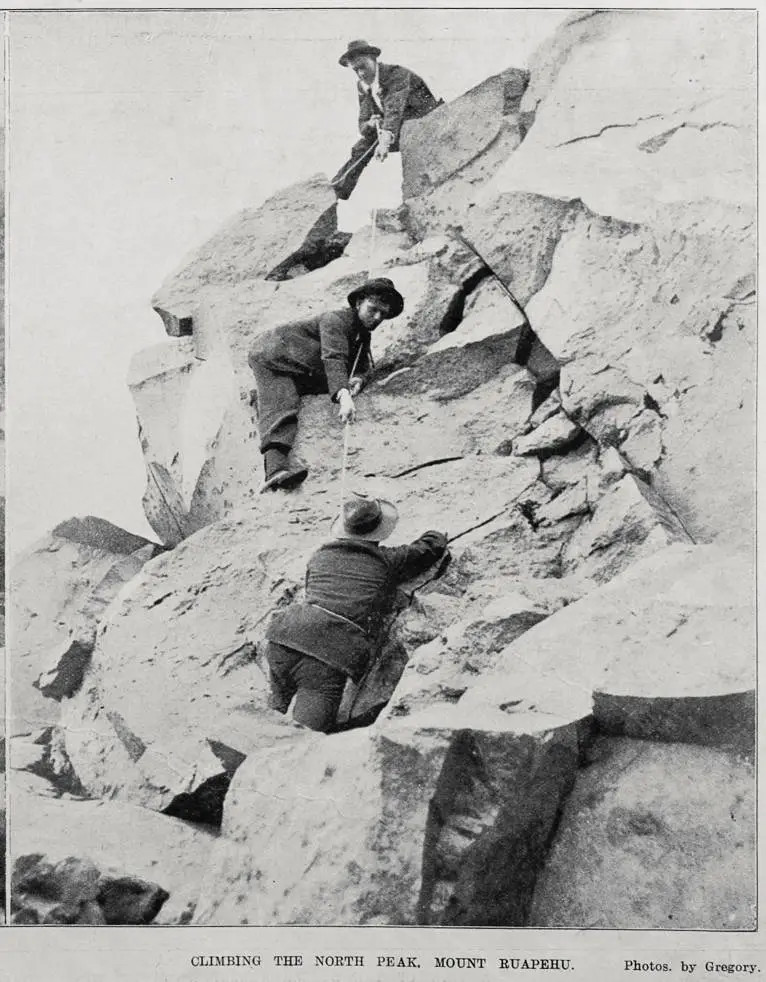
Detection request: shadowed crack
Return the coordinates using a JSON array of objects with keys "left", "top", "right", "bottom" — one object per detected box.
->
[{"left": 555, "top": 113, "right": 664, "bottom": 147}]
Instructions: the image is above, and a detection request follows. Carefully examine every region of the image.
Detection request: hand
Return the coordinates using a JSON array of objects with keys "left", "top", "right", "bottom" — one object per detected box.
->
[
  {"left": 337, "top": 389, "right": 356, "bottom": 424},
  {"left": 375, "top": 130, "right": 393, "bottom": 161},
  {"left": 348, "top": 375, "right": 364, "bottom": 397},
  {"left": 362, "top": 115, "right": 382, "bottom": 134}
]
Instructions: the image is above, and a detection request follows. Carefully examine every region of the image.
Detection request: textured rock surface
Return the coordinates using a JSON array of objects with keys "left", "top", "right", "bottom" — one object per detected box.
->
[
  {"left": 11, "top": 778, "right": 215, "bottom": 924},
  {"left": 151, "top": 174, "right": 338, "bottom": 333},
  {"left": 194, "top": 705, "right": 586, "bottom": 926},
  {"left": 10, "top": 517, "right": 155, "bottom": 735},
  {"left": 529, "top": 737, "right": 755, "bottom": 929}
]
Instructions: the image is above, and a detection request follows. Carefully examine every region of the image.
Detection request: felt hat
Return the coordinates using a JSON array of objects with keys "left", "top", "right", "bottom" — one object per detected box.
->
[
  {"left": 331, "top": 494, "right": 399, "bottom": 541},
  {"left": 347, "top": 277, "right": 404, "bottom": 318},
  {"left": 339, "top": 39, "right": 382, "bottom": 67}
]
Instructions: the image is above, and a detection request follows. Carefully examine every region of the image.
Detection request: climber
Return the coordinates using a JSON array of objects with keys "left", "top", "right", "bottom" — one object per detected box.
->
[
  {"left": 248, "top": 277, "right": 404, "bottom": 492},
  {"left": 263, "top": 493, "right": 448, "bottom": 733},
  {"left": 331, "top": 39, "right": 442, "bottom": 201}
]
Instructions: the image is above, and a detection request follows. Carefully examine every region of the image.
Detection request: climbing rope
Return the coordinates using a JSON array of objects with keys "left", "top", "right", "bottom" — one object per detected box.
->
[{"left": 339, "top": 202, "right": 380, "bottom": 515}]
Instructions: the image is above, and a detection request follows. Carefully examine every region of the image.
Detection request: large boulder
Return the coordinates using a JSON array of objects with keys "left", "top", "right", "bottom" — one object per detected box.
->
[
  {"left": 460, "top": 9, "right": 756, "bottom": 549},
  {"left": 10, "top": 517, "right": 156, "bottom": 735},
  {"left": 459, "top": 544, "right": 754, "bottom": 758},
  {"left": 529, "top": 737, "right": 755, "bottom": 929},
  {"left": 194, "top": 703, "right": 588, "bottom": 926},
  {"left": 11, "top": 774, "right": 216, "bottom": 924}
]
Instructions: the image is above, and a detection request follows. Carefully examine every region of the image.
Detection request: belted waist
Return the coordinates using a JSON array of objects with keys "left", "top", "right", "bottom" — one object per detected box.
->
[{"left": 308, "top": 602, "right": 366, "bottom": 634}]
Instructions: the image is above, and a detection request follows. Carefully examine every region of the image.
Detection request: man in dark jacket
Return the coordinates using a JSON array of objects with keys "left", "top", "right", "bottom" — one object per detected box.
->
[
  {"left": 264, "top": 494, "right": 448, "bottom": 732},
  {"left": 248, "top": 277, "right": 404, "bottom": 492},
  {"left": 331, "top": 39, "right": 442, "bottom": 201}
]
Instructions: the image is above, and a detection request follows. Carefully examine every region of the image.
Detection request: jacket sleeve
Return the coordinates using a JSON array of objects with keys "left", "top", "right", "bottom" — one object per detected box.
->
[
  {"left": 384, "top": 531, "right": 448, "bottom": 584},
  {"left": 318, "top": 311, "right": 354, "bottom": 400},
  {"left": 380, "top": 66, "right": 414, "bottom": 140}
]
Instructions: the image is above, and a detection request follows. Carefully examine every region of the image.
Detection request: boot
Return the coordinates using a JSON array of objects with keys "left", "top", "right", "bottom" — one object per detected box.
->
[{"left": 260, "top": 447, "right": 308, "bottom": 493}]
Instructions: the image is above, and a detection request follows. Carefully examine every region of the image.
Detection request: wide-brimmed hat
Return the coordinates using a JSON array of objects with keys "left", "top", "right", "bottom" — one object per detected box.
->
[
  {"left": 339, "top": 39, "right": 381, "bottom": 67},
  {"left": 347, "top": 277, "right": 404, "bottom": 318},
  {"left": 331, "top": 494, "right": 399, "bottom": 541}
]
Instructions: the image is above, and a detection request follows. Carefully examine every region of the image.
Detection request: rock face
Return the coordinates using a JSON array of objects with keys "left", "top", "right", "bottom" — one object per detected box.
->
[
  {"left": 13, "top": 10, "right": 754, "bottom": 928},
  {"left": 529, "top": 737, "right": 755, "bottom": 930},
  {"left": 11, "top": 774, "right": 215, "bottom": 924},
  {"left": 10, "top": 517, "right": 156, "bottom": 735}
]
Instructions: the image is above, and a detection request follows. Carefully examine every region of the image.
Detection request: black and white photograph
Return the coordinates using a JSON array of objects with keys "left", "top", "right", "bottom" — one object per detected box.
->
[{"left": 4, "top": 3, "right": 757, "bottom": 958}]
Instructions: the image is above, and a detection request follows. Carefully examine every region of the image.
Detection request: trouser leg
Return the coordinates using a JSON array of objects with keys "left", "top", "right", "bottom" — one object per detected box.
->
[
  {"left": 291, "top": 656, "right": 348, "bottom": 733},
  {"left": 264, "top": 642, "right": 300, "bottom": 714},
  {"left": 331, "top": 134, "right": 376, "bottom": 201},
  {"left": 248, "top": 353, "right": 302, "bottom": 458}
]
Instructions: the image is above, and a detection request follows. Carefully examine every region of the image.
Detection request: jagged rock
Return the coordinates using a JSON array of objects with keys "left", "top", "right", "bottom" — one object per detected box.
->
[
  {"left": 10, "top": 517, "right": 155, "bottom": 734},
  {"left": 528, "top": 737, "right": 755, "bottom": 929},
  {"left": 513, "top": 411, "right": 582, "bottom": 458},
  {"left": 11, "top": 785, "right": 217, "bottom": 924},
  {"left": 402, "top": 68, "right": 529, "bottom": 233},
  {"left": 34, "top": 636, "right": 95, "bottom": 701},
  {"left": 426, "top": 276, "right": 526, "bottom": 355},
  {"left": 194, "top": 703, "right": 586, "bottom": 925},
  {"left": 384, "top": 591, "right": 551, "bottom": 719},
  {"left": 59, "top": 514, "right": 313, "bottom": 816},
  {"left": 561, "top": 473, "right": 691, "bottom": 583},
  {"left": 151, "top": 175, "right": 338, "bottom": 333},
  {"left": 470, "top": 10, "right": 756, "bottom": 548},
  {"left": 460, "top": 543, "right": 754, "bottom": 736}
]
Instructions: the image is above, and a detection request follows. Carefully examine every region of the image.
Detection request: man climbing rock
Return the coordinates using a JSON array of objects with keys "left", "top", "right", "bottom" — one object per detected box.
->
[
  {"left": 331, "top": 39, "right": 442, "bottom": 201},
  {"left": 264, "top": 494, "right": 448, "bottom": 732},
  {"left": 248, "top": 277, "right": 404, "bottom": 492}
]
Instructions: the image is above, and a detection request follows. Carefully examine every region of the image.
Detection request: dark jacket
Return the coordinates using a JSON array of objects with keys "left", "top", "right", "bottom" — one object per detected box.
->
[
  {"left": 249, "top": 307, "right": 371, "bottom": 400},
  {"left": 265, "top": 531, "right": 448, "bottom": 682},
  {"left": 358, "top": 63, "right": 440, "bottom": 149}
]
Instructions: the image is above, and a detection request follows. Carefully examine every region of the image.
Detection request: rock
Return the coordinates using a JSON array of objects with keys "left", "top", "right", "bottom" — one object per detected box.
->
[
  {"left": 384, "top": 591, "right": 551, "bottom": 719},
  {"left": 34, "top": 636, "right": 95, "bottom": 701},
  {"left": 10, "top": 785, "right": 217, "bottom": 924},
  {"left": 403, "top": 68, "right": 529, "bottom": 234},
  {"left": 513, "top": 411, "right": 582, "bottom": 458},
  {"left": 194, "top": 703, "right": 586, "bottom": 926},
  {"left": 529, "top": 737, "right": 755, "bottom": 929},
  {"left": 561, "top": 473, "right": 692, "bottom": 584},
  {"left": 460, "top": 544, "right": 754, "bottom": 735},
  {"left": 468, "top": 10, "right": 756, "bottom": 548},
  {"left": 151, "top": 175, "right": 338, "bottom": 333},
  {"left": 10, "top": 517, "right": 155, "bottom": 735}
]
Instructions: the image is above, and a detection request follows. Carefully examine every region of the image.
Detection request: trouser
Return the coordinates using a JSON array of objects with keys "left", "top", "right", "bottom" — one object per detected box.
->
[
  {"left": 248, "top": 351, "right": 326, "bottom": 463},
  {"left": 265, "top": 641, "right": 348, "bottom": 733},
  {"left": 331, "top": 133, "right": 379, "bottom": 201}
]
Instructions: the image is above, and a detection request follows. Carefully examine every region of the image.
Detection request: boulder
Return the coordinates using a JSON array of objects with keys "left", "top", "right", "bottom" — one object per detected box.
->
[
  {"left": 459, "top": 544, "right": 754, "bottom": 742},
  {"left": 11, "top": 784, "right": 216, "bottom": 924},
  {"left": 10, "top": 517, "right": 155, "bottom": 735},
  {"left": 402, "top": 68, "right": 530, "bottom": 234},
  {"left": 529, "top": 737, "right": 755, "bottom": 929},
  {"left": 194, "top": 703, "right": 587, "bottom": 926},
  {"left": 151, "top": 174, "right": 338, "bottom": 334},
  {"left": 461, "top": 9, "right": 756, "bottom": 549}
]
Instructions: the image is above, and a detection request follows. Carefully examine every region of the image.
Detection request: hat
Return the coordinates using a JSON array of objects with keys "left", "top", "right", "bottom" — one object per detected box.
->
[
  {"left": 347, "top": 277, "right": 404, "bottom": 318},
  {"left": 339, "top": 39, "right": 381, "bottom": 67},
  {"left": 331, "top": 494, "right": 399, "bottom": 541}
]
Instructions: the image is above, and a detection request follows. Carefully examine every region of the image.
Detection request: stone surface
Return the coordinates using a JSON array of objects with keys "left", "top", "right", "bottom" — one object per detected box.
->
[
  {"left": 529, "top": 736, "right": 755, "bottom": 930},
  {"left": 194, "top": 704, "right": 586, "bottom": 926},
  {"left": 460, "top": 544, "right": 754, "bottom": 740},
  {"left": 151, "top": 175, "right": 338, "bottom": 331},
  {"left": 11, "top": 785, "right": 216, "bottom": 924},
  {"left": 10, "top": 517, "right": 155, "bottom": 735}
]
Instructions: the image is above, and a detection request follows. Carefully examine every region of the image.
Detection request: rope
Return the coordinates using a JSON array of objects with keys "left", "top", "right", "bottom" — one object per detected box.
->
[
  {"left": 330, "top": 138, "right": 379, "bottom": 191},
  {"left": 338, "top": 196, "right": 382, "bottom": 515}
]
